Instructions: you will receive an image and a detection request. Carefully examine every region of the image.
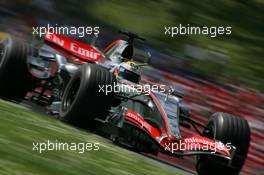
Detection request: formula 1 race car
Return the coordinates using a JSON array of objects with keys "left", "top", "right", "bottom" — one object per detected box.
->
[{"left": 0, "top": 31, "right": 250, "bottom": 175}]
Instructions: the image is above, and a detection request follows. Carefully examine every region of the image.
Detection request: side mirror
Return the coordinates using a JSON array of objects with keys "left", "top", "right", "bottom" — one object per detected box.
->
[
  {"left": 147, "top": 100, "right": 155, "bottom": 111},
  {"left": 146, "top": 51, "right": 152, "bottom": 64}
]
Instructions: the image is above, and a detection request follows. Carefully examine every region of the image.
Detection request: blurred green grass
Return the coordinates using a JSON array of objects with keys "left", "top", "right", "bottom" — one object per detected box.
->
[
  {"left": 9, "top": 0, "right": 263, "bottom": 90},
  {"left": 80, "top": 0, "right": 263, "bottom": 91},
  {"left": 0, "top": 99, "right": 181, "bottom": 175}
]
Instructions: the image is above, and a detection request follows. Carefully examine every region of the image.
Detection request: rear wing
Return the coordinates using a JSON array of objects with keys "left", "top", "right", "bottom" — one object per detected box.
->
[{"left": 44, "top": 33, "right": 101, "bottom": 62}]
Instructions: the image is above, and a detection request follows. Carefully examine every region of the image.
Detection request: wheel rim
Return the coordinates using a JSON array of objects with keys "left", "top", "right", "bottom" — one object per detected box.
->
[{"left": 63, "top": 78, "right": 81, "bottom": 110}]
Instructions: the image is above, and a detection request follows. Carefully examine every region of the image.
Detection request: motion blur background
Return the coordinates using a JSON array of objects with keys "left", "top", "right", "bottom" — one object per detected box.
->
[{"left": 0, "top": 0, "right": 263, "bottom": 174}]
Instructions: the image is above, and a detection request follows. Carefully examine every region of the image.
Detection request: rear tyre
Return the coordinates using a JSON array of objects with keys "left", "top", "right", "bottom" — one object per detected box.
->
[
  {"left": 196, "top": 112, "right": 250, "bottom": 175},
  {"left": 0, "top": 34, "right": 32, "bottom": 100},
  {"left": 60, "top": 63, "right": 116, "bottom": 127}
]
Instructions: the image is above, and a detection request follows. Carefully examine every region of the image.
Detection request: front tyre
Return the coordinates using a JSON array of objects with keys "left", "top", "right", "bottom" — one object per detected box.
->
[
  {"left": 60, "top": 63, "right": 116, "bottom": 127},
  {"left": 196, "top": 112, "right": 250, "bottom": 175}
]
